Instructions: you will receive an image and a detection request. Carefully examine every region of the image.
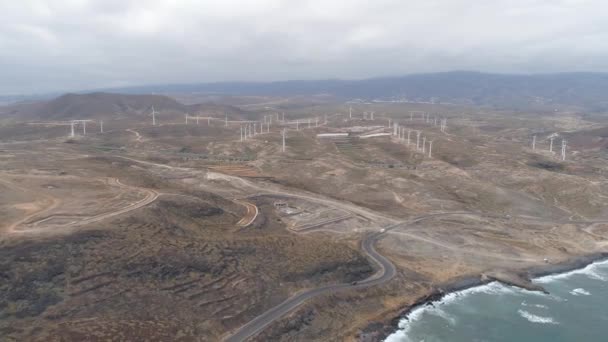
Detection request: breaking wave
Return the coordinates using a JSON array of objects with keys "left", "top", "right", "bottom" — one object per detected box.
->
[
  {"left": 570, "top": 288, "right": 591, "bottom": 296},
  {"left": 517, "top": 309, "right": 559, "bottom": 325},
  {"left": 535, "top": 259, "right": 608, "bottom": 284}
]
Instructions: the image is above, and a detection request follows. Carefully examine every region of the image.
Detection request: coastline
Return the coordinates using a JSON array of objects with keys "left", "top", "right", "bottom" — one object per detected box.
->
[{"left": 359, "top": 252, "right": 608, "bottom": 342}]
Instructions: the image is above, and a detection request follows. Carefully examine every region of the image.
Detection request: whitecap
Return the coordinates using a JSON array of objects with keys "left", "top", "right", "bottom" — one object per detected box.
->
[
  {"left": 521, "top": 301, "right": 548, "bottom": 309},
  {"left": 517, "top": 309, "right": 559, "bottom": 325},
  {"left": 385, "top": 282, "right": 511, "bottom": 341},
  {"left": 535, "top": 259, "right": 608, "bottom": 284},
  {"left": 570, "top": 288, "right": 591, "bottom": 296}
]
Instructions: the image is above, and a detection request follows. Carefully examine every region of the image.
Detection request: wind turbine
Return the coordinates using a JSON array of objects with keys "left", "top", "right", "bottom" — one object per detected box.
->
[{"left": 151, "top": 106, "right": 157, "bottom": 126}]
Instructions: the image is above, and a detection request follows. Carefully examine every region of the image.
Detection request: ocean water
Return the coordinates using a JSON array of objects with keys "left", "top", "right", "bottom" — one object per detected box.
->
[{"left": 385, "top": 260, "right": 608, "bottom": 342}]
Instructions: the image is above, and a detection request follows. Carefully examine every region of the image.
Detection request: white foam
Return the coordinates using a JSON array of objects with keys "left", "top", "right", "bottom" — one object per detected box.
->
[
  {"left": 535, "top": 259, "right": 608, "bottom": 284},
  {"left": 385, "top": 282, "right": 511, "bottom": 341},
  {"left": 517, "top": 309, "right": 559, "bottom": 325},
  {"left": 521, "top": 301, "right": 548, "bottom": 309},
  {"left": 570, "top": 288, "right": 591, "bottom": 296},
  {"left": 385, "top": 260, "right": 608, "bottom": 341}
]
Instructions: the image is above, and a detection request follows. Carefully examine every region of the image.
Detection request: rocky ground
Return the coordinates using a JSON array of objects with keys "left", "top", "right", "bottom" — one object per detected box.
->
[{"left": 2, "top": 103, "right": 608, "bottom": 341}]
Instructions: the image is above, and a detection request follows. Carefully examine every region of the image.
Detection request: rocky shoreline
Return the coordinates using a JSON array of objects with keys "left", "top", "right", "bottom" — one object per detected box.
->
[{"left": 359, "top": 252, "right": 608, "bottom": 342}]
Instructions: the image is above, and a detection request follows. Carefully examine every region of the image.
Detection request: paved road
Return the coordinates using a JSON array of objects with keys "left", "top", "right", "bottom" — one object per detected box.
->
[
  {"left": 223, "top": 212, "right": 471, "bottom": 342},
  {"left": 291, "top": 214, "right": 354, "bottom": 232}
]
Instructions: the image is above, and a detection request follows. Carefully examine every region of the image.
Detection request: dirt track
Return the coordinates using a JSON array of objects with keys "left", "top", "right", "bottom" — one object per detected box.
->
[{"left": 1, "top": 175, "right": 158, "bottom": 234}]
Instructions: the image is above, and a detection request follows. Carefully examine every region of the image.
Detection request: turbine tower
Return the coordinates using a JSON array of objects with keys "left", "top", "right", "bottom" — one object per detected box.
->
[
  {"left": 428, "top": 140, "right": 433, "bottom": 158},
  {"left": 532, "top": 135, "right": 536, "bottom": 150},
  {"left": 549, "top": 137, "right": 554, "bottom": 153},
  {"left": 282, "top": 128, "right": 286, "bottom": 153},
  {"left": 151, "top": 106, "right": 157, "bottom": 126},
  {"left": 70, "top": 121, "right": 75, "bottom": 137},
  {"left": 100, "top": 120, "right": 103, "bottom": 133}
]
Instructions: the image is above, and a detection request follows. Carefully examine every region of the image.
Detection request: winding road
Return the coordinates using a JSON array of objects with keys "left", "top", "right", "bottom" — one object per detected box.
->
[{"left": 223, "top": 212, "right": 471, "bottom": 342}]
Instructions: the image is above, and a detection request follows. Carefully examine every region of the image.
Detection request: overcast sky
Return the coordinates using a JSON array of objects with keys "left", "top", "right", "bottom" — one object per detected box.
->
[{"left": 1, "top": 0, "right": 606, "bottom": 94}]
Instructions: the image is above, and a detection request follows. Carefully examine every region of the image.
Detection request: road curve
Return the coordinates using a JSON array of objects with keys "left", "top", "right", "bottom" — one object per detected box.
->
[{"left": 223, "top": 212, "right": 471, "bottom": 342}]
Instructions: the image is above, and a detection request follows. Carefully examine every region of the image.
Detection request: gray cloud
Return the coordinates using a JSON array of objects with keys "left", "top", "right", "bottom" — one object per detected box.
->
[{"left": 1, "top": 0, "right": 607, "bottom": 94}]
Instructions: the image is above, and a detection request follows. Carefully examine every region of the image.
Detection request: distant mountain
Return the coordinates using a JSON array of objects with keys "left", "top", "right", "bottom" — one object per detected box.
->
[
  {"left": 104, "top": 71, "right": 608, "bottom": 111},
  {"left": 3, "top": 72, "right": 608, "bottom": 113},
  {"left": 1, "top": 92, "right": 247, "bottom": 120}
]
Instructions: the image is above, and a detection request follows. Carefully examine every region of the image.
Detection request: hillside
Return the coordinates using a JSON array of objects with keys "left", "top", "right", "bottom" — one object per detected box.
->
[{"left": 0, "top": 92, "right": 247, "bottom": 121}]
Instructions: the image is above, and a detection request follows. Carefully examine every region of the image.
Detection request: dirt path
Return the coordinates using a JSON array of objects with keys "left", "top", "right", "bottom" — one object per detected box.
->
[
  {"left": 234, "top": 199, "right": 258, "bottom": 227},
  {"left": 1, "top": 176, "right": 158, "bottom": 234},
  {"left": 388, "top": 230, "right": 538, "bottom": 262},
  {"left": 125, "top": 129, "right": 143, "bottom": 142},
  {"left": 0, "top": 176, "right": 62, "bottom": 234}
]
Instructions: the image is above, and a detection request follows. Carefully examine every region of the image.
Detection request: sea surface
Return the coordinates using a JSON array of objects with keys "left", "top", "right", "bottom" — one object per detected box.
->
[{"left": 385, "top": 260, "right": 608, "bottom": 342}]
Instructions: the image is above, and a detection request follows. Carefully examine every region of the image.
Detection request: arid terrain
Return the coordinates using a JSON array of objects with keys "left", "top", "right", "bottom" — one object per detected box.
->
[{"left": 2, "top": 93, "right": 608, "bottom": 341}]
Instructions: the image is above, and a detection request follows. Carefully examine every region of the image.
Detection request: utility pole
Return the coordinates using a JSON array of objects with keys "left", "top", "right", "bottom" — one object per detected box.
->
[
  {"left": 240, "top": 126, "right": 243, "bottom": 142},
  {"left": 83, "top": 121, "right": 86, "bottom": 136},
  {"left": 100, "top": 120, "right": 103, "bottom": 133},
  {"left": 428, "top": 140, "right": 433, "bottom": 158},
  {"left": 407, "top": 129, "right": 411, "bottom": 145},
  {"left": 282, "top": 112, "right": 285, "bottom": 123},
  {"left": 416, "top": 131, "right": 421, "bottom": 150},
  {"left": 185, "top": 114, "right": 189, "bottom": 124},
  {"left": 225, "top": 114, "right": 228, "bottom": 127},
  {"left": 349, "top": 106, "right": 352, "bottom": 119},
  {"left": 196, "top": 116, "right": 199, "bottom": 125},
  {"left": 152, "top": 106, "right": 156, "bottom": 126},
  {"left": 70, "top": 121, "right": 75, "bottom": 137},
  {"left": 282, "top": 128, "right": 286, "bottom": 153},
  {"left": 388, "top": 119, "right": 392, "bottom": 128},
  {"left": 315, "top": 117, "right": 319, "bottom": 127},
  {"left": 296, "top": 120, "right": 299, "bottom": 131},
  {"left": 532, "top": 135, "right": 536, "bottom": 150}
]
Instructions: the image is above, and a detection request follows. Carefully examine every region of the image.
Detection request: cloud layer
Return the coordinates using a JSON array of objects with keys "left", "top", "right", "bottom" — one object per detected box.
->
[{"left": 1, "top": 0, "right": 607, "bottom": 94}]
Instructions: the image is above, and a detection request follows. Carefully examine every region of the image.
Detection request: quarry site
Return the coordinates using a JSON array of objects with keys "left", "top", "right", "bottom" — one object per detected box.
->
[{"left": 2, "top": 93, "right": 608, "bottom": 341}]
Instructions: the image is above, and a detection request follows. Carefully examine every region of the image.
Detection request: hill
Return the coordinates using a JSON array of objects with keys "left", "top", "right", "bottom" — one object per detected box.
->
[{"left": 1, "top": 92, "right": 247, "bottom": 121}]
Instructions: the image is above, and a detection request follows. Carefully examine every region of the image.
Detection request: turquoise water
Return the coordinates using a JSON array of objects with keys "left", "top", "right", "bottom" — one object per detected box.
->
[{"left": 385, "top": 260, "right": 608, "bottom": 342}]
